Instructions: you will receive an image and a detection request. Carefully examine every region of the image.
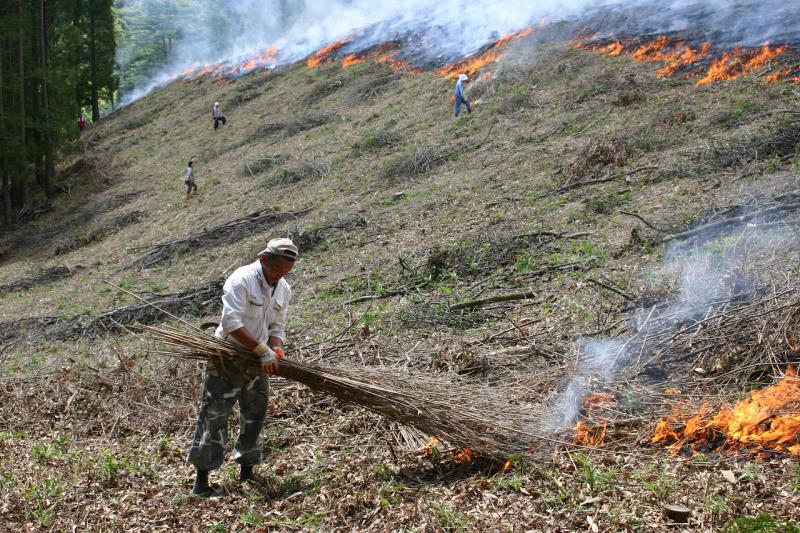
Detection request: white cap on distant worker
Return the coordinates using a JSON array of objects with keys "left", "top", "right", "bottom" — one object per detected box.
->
[
  {"left": 257, "top": 237, "right": 298, "bottom": 260},
  {"left": 214, "top": 101, "right": 220, "bottom": 106},
  {"left": 458, "top": 74, "right": 468, "bottom": 81}
]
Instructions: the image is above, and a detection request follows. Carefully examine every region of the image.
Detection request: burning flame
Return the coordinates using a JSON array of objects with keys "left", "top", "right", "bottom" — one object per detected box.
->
[
  {"left": 435, "top": 27, "right": 532, "bottom": 79},
  {"left": 419, "top": 437, "right": 478, "bottom": 463},
  {"left": 577, "top": 35, "right": 794, "bottom": 86},
  {"left": 453, "top": 448, "right": 477, "bottom": 463},
  {"left": 653, "top": 365, "right": 800, "bottom": 457},
  {"left": 573, "top": 420, "right": 608, "bottom": 446},
  {"left": 696, "top": 44, "right": 789, "bottom": 86},
  {"left": 181, "top": 44, "right": 282, "bottom": 81},
  {"left": 307, "top": 38, "right": 350, "bottom": 68},
  {"left": 341, "top": 42, "right": 400, "bottom": 68},
  {"left": 765, "top": 66, "right": 800, "bottom": 83},
  {"left": 373, "top": 53, "right": 419, "bottom": 74},
  {"left": 571, "top": 392, "right": 613, "bottom": 446}
]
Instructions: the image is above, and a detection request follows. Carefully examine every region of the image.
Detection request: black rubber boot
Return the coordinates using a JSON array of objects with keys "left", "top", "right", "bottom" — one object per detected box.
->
[
  {"left": 192, "top": 469, "right": 212, "bottom": 496},
  {"left": 240, "top": 465, "right": 267, "bottom": 485},
  {"left": 240, "top": 464, "right": 254, "bottom": 482}
]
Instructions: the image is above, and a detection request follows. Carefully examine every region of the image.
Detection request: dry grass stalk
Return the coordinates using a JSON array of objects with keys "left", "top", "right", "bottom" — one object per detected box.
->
[{"left": 145, "top": 324, "right": 544, "bottom": 459}]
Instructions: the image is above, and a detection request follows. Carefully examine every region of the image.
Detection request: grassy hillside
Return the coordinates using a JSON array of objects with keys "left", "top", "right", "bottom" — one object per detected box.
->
[{"left": 1, "top": 42, "right": 799, "bottom": 531}]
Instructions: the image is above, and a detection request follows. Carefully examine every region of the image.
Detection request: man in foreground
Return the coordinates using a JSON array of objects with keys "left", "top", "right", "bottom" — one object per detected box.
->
[{"left": 188, "top": 238, "right": 298, "bottom": 495}]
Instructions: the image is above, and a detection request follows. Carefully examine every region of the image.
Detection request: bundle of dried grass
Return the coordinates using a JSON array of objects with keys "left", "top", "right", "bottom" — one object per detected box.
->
[{"left": 146, "top": 325, "right": 545, "bottom": 459}]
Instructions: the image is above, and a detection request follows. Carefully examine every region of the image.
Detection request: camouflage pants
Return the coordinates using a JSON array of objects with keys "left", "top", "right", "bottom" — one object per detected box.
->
[{"left": 187, "top": 365, "right": 269, "bottom": 471}]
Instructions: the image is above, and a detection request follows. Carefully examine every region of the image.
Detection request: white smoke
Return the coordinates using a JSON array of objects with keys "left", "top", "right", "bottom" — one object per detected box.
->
[
  {"left": 119, "top": 0, "right": 591, "bottom": 105},
  {"left": 543, "top": 214, "right": 799, "bottom": 433},
  {"left": 118, "top": 0, "right": 800, "bottom": 106}
]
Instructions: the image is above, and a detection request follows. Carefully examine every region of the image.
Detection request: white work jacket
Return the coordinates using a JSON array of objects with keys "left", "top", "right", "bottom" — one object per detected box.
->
[{"left": 215, "top": 260, "right": 290, "bottom": 344}]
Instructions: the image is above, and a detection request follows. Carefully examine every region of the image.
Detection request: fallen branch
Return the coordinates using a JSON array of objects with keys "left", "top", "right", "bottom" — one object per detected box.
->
[
  {"left": 618, "top": 211, "right": 668, "bottom": 233},
  {"left": 664, "top": 201, "right": 800, "bottom": 243},
  {"left": 537, "top": 165, "right": 659, "bottom": 200},
  {"left": 585, "top": 277, "right": 635, "bottom": 301},
  {"left": 451, "top": 291, "right": 544, "bottom": 311}
]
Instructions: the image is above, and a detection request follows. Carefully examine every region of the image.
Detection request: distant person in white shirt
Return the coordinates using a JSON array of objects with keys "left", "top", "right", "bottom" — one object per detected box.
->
[
  {"left": 454, "top": 74, "right": 471, "bottom": 117},
  {"left": 184, "top": 161, "right": 198, "bottom": 200},
  {"left": 212, "top": 102, "right": 226, "bottom": 130},
  {"left": 188, "top": 238, "right": 298, "bottom": 496}
]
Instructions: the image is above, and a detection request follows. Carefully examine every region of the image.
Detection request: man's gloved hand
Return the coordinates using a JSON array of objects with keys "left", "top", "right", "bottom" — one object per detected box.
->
[
  {"left": 273, "top": 346, "right": 285, "bottom": 360},
  {"left": 252, "top": 343, "right": 280, "bottom": 375}
]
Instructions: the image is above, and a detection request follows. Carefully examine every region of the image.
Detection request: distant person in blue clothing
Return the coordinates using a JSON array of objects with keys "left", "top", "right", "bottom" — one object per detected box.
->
[{"left": 454, "top": 73, "right": 471, "bottom": 117}]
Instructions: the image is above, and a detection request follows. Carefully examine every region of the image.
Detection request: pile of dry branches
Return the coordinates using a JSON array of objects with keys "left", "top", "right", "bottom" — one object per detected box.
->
[
  {"left": 0, "top": 265, "right": 74, "bottom": 296},
  {"left": 147, "top": 325, "right": 546, "bottom": 459},
  {"left": 127, "top": 208, "right": 310, "bottom": 269},
  {"left": 619, "top": 285, "right": 800, "bottom": 385},
  {"left": 0, "top": 278, "right": 224, "bottom": 349}
]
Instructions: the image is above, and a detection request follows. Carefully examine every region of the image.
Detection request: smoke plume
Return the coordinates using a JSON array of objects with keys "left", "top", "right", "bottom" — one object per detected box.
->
[
  {"left": 118, "top": 0, "right": 800, "bottom": 105},
  {"left": 543, "top": 206, "right": 800, "bottom": 433}
]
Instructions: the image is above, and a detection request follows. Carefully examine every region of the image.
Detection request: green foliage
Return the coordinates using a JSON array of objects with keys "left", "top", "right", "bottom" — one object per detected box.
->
[
  {"left": 571, "top": 452, "right": 618, "bottom": 497},
  {"left": 115, "top": 0, "right": 194, "bottom": 94},
  {"left": 23, "top": 477, "right": 65, "bottom": 526},
  {"left": 378, "top": 481, "right": 405, "bottom": 506},
  {"left": 435, "top": 505, "right": 471, "bottom": 532},
  {"left": 239, "top": 507, "right": 263, "bottom": 527},
  {"left": 586, "top": 189, "right": 631, "bottom": 215},
  {"left": 707, "top": 494, "right": 730, "bottom": 514},
  {"left": 722, "top": 514, "right": 800, "bottom": 533},
  {"left": 352, "top": 129, "right": 400, "bottom": 154},
  {"left": 493, "top": 473, "right": 525, "bottom": 493}
]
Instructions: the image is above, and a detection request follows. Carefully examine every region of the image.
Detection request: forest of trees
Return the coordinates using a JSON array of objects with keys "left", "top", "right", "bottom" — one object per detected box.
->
[
  {"left": 0, "top": 0, "right": 304, "bottom": 226},
  {"left": 115, "top": 0, "right": 299, "bottom": 95},
  {"left": 0, "top": 0, "right": 116, "bottom": 227}
]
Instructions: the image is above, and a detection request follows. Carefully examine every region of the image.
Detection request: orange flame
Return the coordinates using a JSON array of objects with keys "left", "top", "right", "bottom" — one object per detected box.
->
[
  {"left": 765, "top": 66, "right": 800, "bottom": 83},
  {"left": 571, "top": 393, "right": 613, "bottom": 446},
  {"left": 453, "top": 448, "right": 477, "bottom": 463},
  {"left": 341, "top": 42, "right": 401, "bottom": 68},
  {"left": 374, "top": 53, "right": 420, "bottom": 74},
  {"left": 436, "top": 27, "right": 533, "bottom": 79},
  {"left": 307, "top": 38, "right": 349, "bottom": 68},
  {"left": 420, "top": 436, "right": 441, "bottom": 457},
  {"left": 577, "top": 35, "right": 793, "bottom": 86},
  {"left": 653, "top": 365, "right": 800, "bottom": 457},
  {"left": 341, "top": 54, "right": 365, "bottom": 68},
  {"left": 657, "top": 42, "right": 712, "bottom": 78},
  {"left": 696, "top": 44, "right": 789, "bottom": 86},
  {"left": 573, "top": 420, "right": 608, "bottom": 446}
]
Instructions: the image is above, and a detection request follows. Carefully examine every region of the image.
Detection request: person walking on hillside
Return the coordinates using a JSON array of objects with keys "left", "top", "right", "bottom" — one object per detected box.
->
[
  {"left": 185, "top": 161, "right": 198, "bottom": 199},
  {"left": 188, "top": 238, "right": 298, "bottom": 496},
  {"left": 454, "top": 73, "right": 471, "bottom": 117},
  {"left": 212, "top": 101, "right": 226, "bottom": 130}
]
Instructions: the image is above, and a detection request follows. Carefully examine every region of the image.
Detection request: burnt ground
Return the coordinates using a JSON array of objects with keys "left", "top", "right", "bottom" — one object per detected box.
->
[{"left": 1, "top": 40, "right": 799, "bottom": 531}]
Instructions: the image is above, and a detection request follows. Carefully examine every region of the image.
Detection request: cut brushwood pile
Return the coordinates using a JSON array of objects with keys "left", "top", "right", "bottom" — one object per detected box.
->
[
  {"left": 0, "top": 265, "right": 77, "bottom": 296},
  {"left": 127, "top": 208, "right": 311, "bottom": 269},
  {"left": 146, "top": 325, "right": 548, "bottom": 459},
  {"left": 285, "top": 214, "right": 368, "bottom": 253},
  {"left": 0, "top": 279, "right": 224, "bottom": 348}
]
